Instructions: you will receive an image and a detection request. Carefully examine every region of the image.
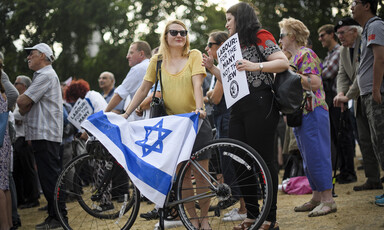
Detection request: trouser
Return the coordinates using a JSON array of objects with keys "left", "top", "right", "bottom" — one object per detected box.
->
[
  {"left": 229, "top": 89, "right": 279, "bottom": 222},
  {"left": 357, "top": 94, "right": 384, "bottom": 183},
  {"left": 13, "top": 137, "right": 39, "bottom": 204},
  {"left": 32, "top": 140, "right": 66, "bottom": 219},
  {"left": 329, "top": 106, "right": 356, "bottom": 178}
]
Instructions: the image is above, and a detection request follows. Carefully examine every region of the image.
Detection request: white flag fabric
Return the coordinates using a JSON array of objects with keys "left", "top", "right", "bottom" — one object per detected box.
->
[{"left": 81, "top": 111, "right": 199, "bottom": 207}]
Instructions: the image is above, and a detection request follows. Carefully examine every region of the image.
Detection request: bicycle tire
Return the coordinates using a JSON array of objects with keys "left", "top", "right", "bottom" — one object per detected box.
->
[
  {"left": 54, "top": 152, "right": 140, "bottom": 230},
  {"left": 175, "top": 138, "right": 272, "bottom": 230}
]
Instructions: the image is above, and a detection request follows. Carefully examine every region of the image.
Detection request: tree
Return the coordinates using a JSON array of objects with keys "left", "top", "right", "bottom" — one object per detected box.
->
[{"left": 0, "top": 0, "right": 227, "bottom": 90}]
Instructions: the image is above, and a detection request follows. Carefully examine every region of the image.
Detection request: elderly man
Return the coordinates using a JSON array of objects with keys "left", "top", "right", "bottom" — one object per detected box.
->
[
  {"left": 17, "top": 43, "right": 66, "bottom": 229},
  {"left": 98, "top": 71, "right": 124, "bottom": 113},
  {"left": 104, "top": 41, "right": 151, "bottom": 120},
  {"left": 332, "top": 18, "right": 365, "bottom": 185},
  {"left": 351, "top": 0, "right": 384, "bottom": 206}
]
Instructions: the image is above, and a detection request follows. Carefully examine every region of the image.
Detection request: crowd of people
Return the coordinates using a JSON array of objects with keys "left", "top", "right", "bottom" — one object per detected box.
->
[{"left": 0, "top": 1, "right": 383, "bottom": 230}]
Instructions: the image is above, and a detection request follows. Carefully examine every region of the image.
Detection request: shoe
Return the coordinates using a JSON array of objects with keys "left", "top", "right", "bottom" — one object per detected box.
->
[
  {"left": 375, "top": 194, "right": 384, "bottom": 200},
  {"left": 308, "top": 202, "right": 337, "bottom": 217},
  {"left": 93, "top": 203, "right": 114, "bottom": 212},
  {"left": 222, "top": 208, "right": 247, "bottom": 222},
  {"left": 258, "top": 221, "right": 279, "bottom": 230},
  {"left": 140, "top": 208, "right": 159, "bottom": 220},
  {"left": 353, "top": 181, "right": 383, "bottom": 191},
  {"left": 338, "top": 174, "right": 357, "bottom": 184},
  {"left": 38, "top": 205, "right": 48, "bottom": 211},
  {"left": 294, "top": 200, "right": 320, "bottom": 212},
  {"left": 233, "top": 220, "right": 255, "bottom": 230},
  {"left": 35, "top": 217, "right": 63, "bottom": 230},
  {"left": 375, "top": 197, "right": 384, "bottom": 207},
  {"left": 19, "top": 200, "right": 40, "bottom": 209},
  {"left": 224, "top": 208, "right": 239, "bottom": 217},
  {"left": 154, "top": 220, "right": 183, "bottom": 229}
]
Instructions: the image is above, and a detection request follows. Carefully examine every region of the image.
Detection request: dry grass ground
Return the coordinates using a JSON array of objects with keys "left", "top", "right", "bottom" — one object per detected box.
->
[{"left": 18, "top": 149, "right": 384, "bottom": 230}]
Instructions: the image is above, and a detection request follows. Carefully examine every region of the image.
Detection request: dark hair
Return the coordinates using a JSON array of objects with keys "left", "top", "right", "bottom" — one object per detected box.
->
[
  {"left": 209, "top": 31, "right": 229, "bottom": 44},
  {"left": 362, "top": 0, "right": 379, "bottom": 14},
  {"left": 227, "top": 2, "right": 261, "bottom": 46}
]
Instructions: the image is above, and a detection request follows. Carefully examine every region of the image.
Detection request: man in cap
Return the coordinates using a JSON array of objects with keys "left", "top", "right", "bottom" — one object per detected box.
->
[
  {"left": 333, "top": 17, "right": 363, "bottom": 184},
  {"left": 351, "top": 0, "right": 384, "bottom": 206},
  {"left": 17, "top": 43, "right": 66, "bottom": 229}
]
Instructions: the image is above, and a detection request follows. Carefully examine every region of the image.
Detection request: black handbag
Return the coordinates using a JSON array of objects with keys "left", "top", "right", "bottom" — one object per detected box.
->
[{"left": 149, "top": 55, "right": 167, "bottom": 118}]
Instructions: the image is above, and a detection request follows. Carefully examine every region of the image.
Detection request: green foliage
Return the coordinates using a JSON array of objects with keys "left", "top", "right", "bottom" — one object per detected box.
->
[{"left": 1, "top": 0, "right": 226, "bottom": 90}]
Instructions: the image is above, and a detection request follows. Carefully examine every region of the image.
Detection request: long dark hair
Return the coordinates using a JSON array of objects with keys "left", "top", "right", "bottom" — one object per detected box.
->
[
  {"left": 227, "top": 2, "right": 261, "bottom": 46},
  {"left": 0, "top": 81, "right": 5, "bottom": 94}
]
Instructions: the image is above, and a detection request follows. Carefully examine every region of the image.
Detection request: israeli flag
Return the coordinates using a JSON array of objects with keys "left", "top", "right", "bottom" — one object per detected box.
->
[{"left": 81, "top": 111, "right": 199, "bottom": 207}]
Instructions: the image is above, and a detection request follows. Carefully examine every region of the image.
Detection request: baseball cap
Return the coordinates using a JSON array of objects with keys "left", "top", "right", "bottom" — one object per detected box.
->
[
  {"left": 334, "top": 17, "right": 360, "bottom": 32},
  {"left": 25, "top": 43, "right": 55, "bottom": 62}
]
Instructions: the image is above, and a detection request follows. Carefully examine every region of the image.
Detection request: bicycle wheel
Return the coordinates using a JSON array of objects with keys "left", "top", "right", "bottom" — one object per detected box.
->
[
  {"left": 175, "top": 138, "right": 272, "bottom": 230},
  {"left": 54, "top": 148, "right": 140, "bottom": 230}
]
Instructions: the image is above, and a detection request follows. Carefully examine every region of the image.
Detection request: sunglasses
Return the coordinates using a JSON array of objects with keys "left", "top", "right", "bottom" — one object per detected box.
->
[
  {"left": 168, "top": 30, "right": 188, "bottom": 37},
  {"left": 207, "top": 42, "right": 220, "bottom": 48},
  {"left": 352, "top": 1, "right": 363, "bottom": 7}
]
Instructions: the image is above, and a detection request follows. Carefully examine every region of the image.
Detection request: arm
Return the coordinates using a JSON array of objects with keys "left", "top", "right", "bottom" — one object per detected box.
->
[
  {"left": 192, "top": 74, "right": 206, "bottom": 119},
  {"left": 105, "top": 93, "right": 123, "bottom": 112},
  {"left": 209, "top": 80, "right": 224, "bottom": 105},
  {"left": 299, "top": 74, "right": 322, "bottom": 92},
  {"left": 135, "top": 91, "right": 161, "bottom": 116},
  {"left": 122, "top": 80, "right": 153, "bottom": 119},
  {"left": 1, "top": 71, "right": 19, "bottom": 111},
  {"left": 236, "top": 51, "right": 289, "bottom": 73},
  {"left": 372, "top": 44, "right": 384, "bottom": 104},
  {"left": 202, "top": 53, "right": 222, "bottom": 83},
  {"left": 16, "top": 94, "right": 34, "bottom": 115}
]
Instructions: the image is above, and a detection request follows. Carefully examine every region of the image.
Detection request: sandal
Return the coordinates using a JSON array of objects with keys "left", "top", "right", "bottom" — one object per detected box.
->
[
  {"left": 308, "top": 202, "right": 337, "bottom": 217},
  {"left": 233, "top": 219, "right": 255, "bottom": 230},
  {"left": 294, "top": 199, "right": 320, "bottom": 212},
  {"left": 259, "top": 221, "right": 279, "bottom": 230}
]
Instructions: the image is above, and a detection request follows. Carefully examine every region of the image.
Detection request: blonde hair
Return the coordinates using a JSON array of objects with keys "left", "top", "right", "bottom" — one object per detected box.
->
[
  {"left": 158, "top": 20, "right": 190, "bottom": 61},
  {"left": 279, "top": 17, "right": 310, "bottom": 47}
]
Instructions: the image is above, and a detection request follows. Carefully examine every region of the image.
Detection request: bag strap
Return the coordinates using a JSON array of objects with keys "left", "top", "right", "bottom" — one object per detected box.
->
[{"left": 152, "top": 55, "right": 163, "bottom": 101}]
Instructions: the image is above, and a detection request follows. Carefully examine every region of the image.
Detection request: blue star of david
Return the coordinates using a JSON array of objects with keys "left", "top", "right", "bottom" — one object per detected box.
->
[{"left": 135, "top": 119, "right": 172, "bottom": 157}]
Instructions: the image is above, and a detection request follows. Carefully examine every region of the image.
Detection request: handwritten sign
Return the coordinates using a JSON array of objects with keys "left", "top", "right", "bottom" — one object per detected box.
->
[
  {"left": 217, "top": 33, "right": 249, "bottom": 108},
  {"left": 68, "top": 98, "right": 93, "bottom": 130}
]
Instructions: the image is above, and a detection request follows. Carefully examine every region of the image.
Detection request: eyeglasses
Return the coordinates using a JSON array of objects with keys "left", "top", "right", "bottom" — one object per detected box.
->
[
  {"left": 279, "top": 33, "right": 288, "bottom": 39},
  {"left": 336, "top": 28, "right": 353, "bottom": 36},
  {"left": 352, "top": 1, "right": 363, "bottom": 7},
  {"left": 168, "top": 30, "right": 188, "bottom": 37},
  {"left": 207, "top": 42, "right": 220, "bottom": 48},
  {"left": 318, "top": 33, "right": 327, "bottom": 39},
  {"left": 14, "top": 82, "right": 24, "bottom": 86}
]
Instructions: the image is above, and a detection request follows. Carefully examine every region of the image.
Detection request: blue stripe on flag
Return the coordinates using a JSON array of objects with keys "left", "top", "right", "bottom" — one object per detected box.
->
[
  {"left": 176, "top": 112, "right": 199, "bottom": 133},
  {"left": 87, "top": 111, "right": 172, "bottom": 195}
]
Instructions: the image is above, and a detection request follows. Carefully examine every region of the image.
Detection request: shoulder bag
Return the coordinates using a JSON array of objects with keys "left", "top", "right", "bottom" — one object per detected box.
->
[
  {"left": 149, "top": 55, "right": 167, "bottom": 118},
  {"left": 0, "top": 111, "right": 9, "bottom": 147},
  {"left": 254, "top": 44, "right": 304, "bottom": 115}
]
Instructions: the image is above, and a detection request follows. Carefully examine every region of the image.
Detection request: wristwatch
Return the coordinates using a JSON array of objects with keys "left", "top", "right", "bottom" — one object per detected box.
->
[{"left": 259, "top": 63, "right": 264, "bottom": 72}]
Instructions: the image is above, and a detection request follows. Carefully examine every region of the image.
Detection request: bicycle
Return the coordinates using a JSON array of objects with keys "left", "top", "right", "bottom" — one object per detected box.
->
[{"left": 54, "top": 137, "right": 272, "bottom": 230}]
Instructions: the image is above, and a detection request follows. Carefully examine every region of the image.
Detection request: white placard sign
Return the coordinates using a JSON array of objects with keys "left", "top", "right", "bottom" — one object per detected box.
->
[
  {"left": 67, "top": 98, "right": 94, "bottom": 130},
  {"left": 217, "top": 33, "right": 249, "bottom": 108}
]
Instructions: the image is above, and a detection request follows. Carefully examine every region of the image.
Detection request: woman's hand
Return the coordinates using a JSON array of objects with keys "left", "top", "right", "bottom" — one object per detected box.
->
[
  {"left": 202, "top": 53, "right": 214, "bottom": 69},
  {"left": 135, "top": 106, "right": 144, "bottom": 117},
  {"left": 121, "top": 112, "right": 129, "bottom": 119},
  {"left": 236, "top": 59, "right": 258, "bottom": 72},
  {"left": 194, "top": 108, "right": 206, "bottom": 119}
]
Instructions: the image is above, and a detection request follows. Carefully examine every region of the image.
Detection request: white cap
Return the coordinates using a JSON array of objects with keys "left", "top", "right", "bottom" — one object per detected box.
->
[{"left": 25, "top": 43, "right": 55, "bottom": 62}]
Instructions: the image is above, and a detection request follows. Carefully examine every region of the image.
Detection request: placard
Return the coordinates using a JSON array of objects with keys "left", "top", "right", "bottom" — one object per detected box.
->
[
  {"left": 68, "top": 98, "right": 93, "bottom": 130},
  {"left": 217, "top": 33, "right": 249, "bottom": 108}
]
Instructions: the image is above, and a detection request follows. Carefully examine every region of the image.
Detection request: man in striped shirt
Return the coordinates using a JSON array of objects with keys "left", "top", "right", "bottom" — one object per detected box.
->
[{"left": 17, "top": 43, "right": 65, "bottom": 230}]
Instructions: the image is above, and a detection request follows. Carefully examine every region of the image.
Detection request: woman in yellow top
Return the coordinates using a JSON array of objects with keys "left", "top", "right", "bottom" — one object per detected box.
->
[{"left": 123, "top": 19, "right": 212, "bottom": 229}]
